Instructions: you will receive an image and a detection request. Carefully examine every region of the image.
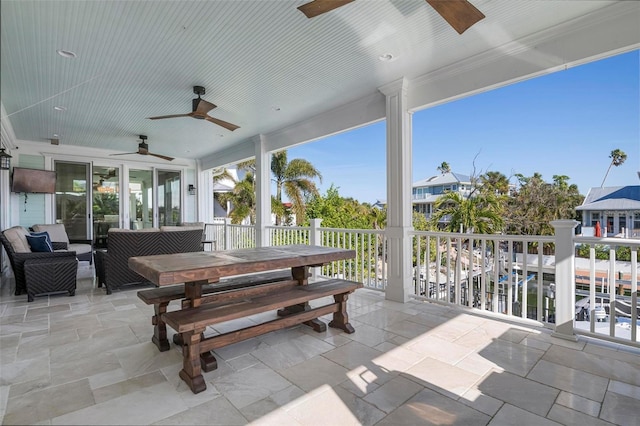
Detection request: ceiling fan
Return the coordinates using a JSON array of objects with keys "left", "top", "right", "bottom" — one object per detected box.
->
[
  {"left": 110, "top": 135, "right": 174, "bottom": 161},
  {"left": 93, "top": 168, "right": 116, "bottom": 180},
  {"left": 298, "top": 0, "right": 485, "bottom": 34},
  {"left": 148, "top": 86, "right": 240, "bottom": 131},
  {"left": 92, "top": 170, "right": 115, "bottom": 189}
]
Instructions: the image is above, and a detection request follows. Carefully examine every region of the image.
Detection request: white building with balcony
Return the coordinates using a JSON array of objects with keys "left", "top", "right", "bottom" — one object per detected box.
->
[
  {"left": 412, "top": 172, "right": 473, "bottom": 221},
  {"left": 576, "top": 185, "right": 640, "bottom": 238}
]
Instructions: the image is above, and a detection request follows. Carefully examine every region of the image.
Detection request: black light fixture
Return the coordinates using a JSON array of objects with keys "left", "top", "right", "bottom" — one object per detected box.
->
[
  {"left": 0, "top": 146, "right": 12, "bottom": 170},
  {"left": 188, "top": 184, "right": 196, "bottom": 195}
]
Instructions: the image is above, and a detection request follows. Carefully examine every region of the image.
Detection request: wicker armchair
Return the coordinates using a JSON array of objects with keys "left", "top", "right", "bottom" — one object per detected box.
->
[{"left": 0, "top": 227, "right": 78, "bottom": 301}]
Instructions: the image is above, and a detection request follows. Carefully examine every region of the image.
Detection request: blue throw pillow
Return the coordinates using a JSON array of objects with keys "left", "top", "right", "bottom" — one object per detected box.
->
[
  {"left": 30, "top": 231, "right": 53, "bottom": 246},
  {"left": 26, "top": 234, "right": 53, "bottom": 252}
]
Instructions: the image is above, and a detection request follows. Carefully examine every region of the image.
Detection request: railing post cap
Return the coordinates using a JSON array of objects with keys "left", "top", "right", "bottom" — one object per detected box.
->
[{"left": 550, "top": 220, "right": 579, "bottom": 230}]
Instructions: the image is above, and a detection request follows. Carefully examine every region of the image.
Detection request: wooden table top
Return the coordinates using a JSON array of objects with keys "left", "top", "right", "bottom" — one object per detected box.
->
[{"left": 128, "top": 244, "right": 356, "bottom": 286}]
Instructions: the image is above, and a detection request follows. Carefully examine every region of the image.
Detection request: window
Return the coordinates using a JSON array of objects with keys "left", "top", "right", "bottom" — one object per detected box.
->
[{"left": 591, "top": 213, "right": 600, "bottom": 226}]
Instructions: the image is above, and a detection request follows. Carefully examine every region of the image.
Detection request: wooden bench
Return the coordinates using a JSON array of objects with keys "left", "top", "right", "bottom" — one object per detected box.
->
[
  {"left": 162, "top": 278, "right": 362, "bottom": 394},
  {"left": 137, "top": 270, "right": 292, "bottom": 351}
]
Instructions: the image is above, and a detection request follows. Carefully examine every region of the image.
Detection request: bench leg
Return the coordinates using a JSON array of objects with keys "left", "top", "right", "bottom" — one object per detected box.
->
[
  {"left": 277, "top": 303, "right": 327, "bottom": 332},
  {"left": 179, "top": 328, "right": 207, "bottom": 394},
  {"left": 173, "top": 331, "right": 218, "bottom": 372},
  {"left": 329, "top": 293, "right": 355, "bottom": 334},
  {"left": 200, "top": 351, "right": 218, "bottom": 372},
  {"left": 152, "top": 302, "right": 171, "bottom": 352}
]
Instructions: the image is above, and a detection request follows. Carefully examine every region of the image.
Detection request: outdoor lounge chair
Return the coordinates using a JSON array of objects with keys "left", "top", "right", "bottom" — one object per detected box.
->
[
  {"left": 0, "top": 226, "right": 78, "bottom": 301},
  {"left": 31, "top": 224, "right": 93, "bottom": 264}
]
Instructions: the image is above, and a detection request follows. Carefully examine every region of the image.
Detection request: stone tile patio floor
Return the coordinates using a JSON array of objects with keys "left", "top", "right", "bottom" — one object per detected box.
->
[{"left": 1, "top": 263, "right": 639, "bottom": 425}]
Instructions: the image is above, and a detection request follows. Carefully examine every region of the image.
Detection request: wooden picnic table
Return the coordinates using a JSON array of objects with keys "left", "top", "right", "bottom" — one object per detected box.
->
[{"left": 128, "top": 244, "right": 359, "bottom": 393}]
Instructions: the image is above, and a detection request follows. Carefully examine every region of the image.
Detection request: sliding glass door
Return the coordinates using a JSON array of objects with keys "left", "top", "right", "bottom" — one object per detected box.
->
[
  {"left": 92, "top": 166, "right": 120, "bottom": 248},
  {"left": 129, "top": 169, "right": 154, "bottom": 229},
  {"left": 55, "top": 163, "right": 183, "bottom": 235},
  {"left": 158, "top": 170, "right": 181, "bottom": 226},
  {"left": 54, "top": 161, "right": 91, "bottom": 240}
]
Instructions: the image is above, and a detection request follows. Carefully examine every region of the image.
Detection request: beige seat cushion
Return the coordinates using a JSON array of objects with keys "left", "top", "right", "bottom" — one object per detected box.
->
[
  {"left": 69, "top": 243, "right": 92, "bottom": 255},
  {"left": 108, "top": 228, "right": 160, "bottom": 233},
  {"left": 32, "top": 224, "right": 70, "bottom": 244},
  {"left": 161, "top": 225, "right": 203, "bottom": 232},
  {"left": 180, "top": 222, "right": 204, "bottom": 229},
  {"left": 3, "top": 226, "right": 32, "bottom": 253}
]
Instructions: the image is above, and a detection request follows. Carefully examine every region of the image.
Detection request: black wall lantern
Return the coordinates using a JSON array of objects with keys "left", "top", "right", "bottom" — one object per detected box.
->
[{"left": 0, "top": 147, "right": 12, "bottom": 170}]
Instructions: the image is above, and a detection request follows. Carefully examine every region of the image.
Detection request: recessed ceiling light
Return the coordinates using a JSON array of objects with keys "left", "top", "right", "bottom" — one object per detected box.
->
[
  {"left": 53, "top": 106, "right": 67, "bottom": 111},
  {"left": 56, "top": 49, "right": 77, "bottom": 59},
  {"left": 378, "top": 53, "right": 395, "bottom": 62}
]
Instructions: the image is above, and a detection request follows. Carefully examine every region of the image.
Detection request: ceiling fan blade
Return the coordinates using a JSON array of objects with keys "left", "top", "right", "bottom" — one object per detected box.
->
[
  {"left": 194, "top": 98, "right": 216, "bottom": 115},
  {"left": 205, "top": 115, "right": 240, "bottom": 131},
  {"left": 298, "top": 0, "right": 355, "bottom": 18},
  {"left": 109, "top": 152, "right": 138, "bottom": 156},
  {"left": 148, "top": 152, "right": 174, "bottom": 161},
  {"left": 425, "top": 0, "right": 485, "bottom": 34},
  {"left": 148, "top": 113, "right": 191, "bottom": 120}
]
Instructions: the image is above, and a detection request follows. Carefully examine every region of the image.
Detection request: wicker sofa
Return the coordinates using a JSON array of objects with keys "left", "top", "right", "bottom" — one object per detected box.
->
[
  {"left": 95, "top": 227, "right": 204, "bottom": 294},
  {"left": 0, "top": 226, "right": 78, "bottom": 301}
]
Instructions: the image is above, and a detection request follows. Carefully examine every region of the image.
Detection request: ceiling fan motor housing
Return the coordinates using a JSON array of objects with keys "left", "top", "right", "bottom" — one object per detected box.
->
[{"left": 192, "top": 98, "right": 205, "bottom": 118}]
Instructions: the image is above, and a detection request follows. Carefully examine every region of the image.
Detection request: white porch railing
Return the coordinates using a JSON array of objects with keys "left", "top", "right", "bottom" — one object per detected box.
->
[
  {"left": 203, "top": 220, "right": 639, "bottom": 348},
  {"left": 572, "top": 236, "right": 639, "bottom": 346},
  {"left": 410, "top": 230, "right": 557, "bottom": 324}
]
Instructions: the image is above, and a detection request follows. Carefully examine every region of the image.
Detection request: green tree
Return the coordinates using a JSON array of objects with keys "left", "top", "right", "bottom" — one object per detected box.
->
[
  {"left": 600, "top": 148, "right": 627, "bottom": 187},
  {"left": 479, "top": 171, "right": 510, "bottom": 196},
  {"left": 506, "top": 173, "right": 583, "bottom": 235},
  {"left": 305, "top": 185, "right": 371, "bottom": 229},
  {"left": 430, "top": 191, "right": 504, "bottom": 234},
  {"left": 271, "top": 150, "right": 322, "bottom": 225}
]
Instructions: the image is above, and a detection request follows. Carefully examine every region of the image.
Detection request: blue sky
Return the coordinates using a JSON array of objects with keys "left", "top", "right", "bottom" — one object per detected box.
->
[{"left": 287, "top": 49, "right": 639, "bottom": 204}]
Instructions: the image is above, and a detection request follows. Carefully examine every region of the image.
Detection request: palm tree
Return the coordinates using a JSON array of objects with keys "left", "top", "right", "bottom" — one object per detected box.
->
[
  {"left": 271, "top": 150, "right": 322, "bottom": 225},
  {"left": 437, "top": 162, "right": 451, "bottom": 174},
  {"left": 219, "top": 172, "right": 256, "bottom": 224},
  {"left": 600, "top": 148, "right": 627, "bottom": 187},
  {"left": 431, "top": 191, "right": 504, "bottom": 234}
]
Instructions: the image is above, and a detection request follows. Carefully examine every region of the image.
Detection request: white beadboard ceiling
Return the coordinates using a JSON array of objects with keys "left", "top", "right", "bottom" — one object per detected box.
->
[{"left": 0, "top": 1, "right": 636, "bottom": 163}]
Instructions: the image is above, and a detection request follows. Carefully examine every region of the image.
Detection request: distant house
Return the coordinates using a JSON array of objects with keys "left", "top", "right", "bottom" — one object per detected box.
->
[
  {"left": 372, "top": 199, "right": 386, "bottom": 209},
  {"left": 576, "top": 186, "right": 640, "bottom": 237},
  {"left": 412, "top": 172, "right": 473, "bottom": 222}
]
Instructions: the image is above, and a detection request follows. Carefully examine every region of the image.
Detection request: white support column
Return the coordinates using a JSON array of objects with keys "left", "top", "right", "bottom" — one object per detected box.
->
[
  {"left": 379, "top": 78, "right": 413, "bottom": 303},
  {"left": 551, "top": 220, "right": 579, "bottom": 341},
  {"left": 254, "top": 135, "right": 271, "bottom": 247},
  {"left": 198, "top": 166, "right": 214, "bottom": 223},
  {"left": 309, "top": 218, "right": 323, "bottom": 282}
]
